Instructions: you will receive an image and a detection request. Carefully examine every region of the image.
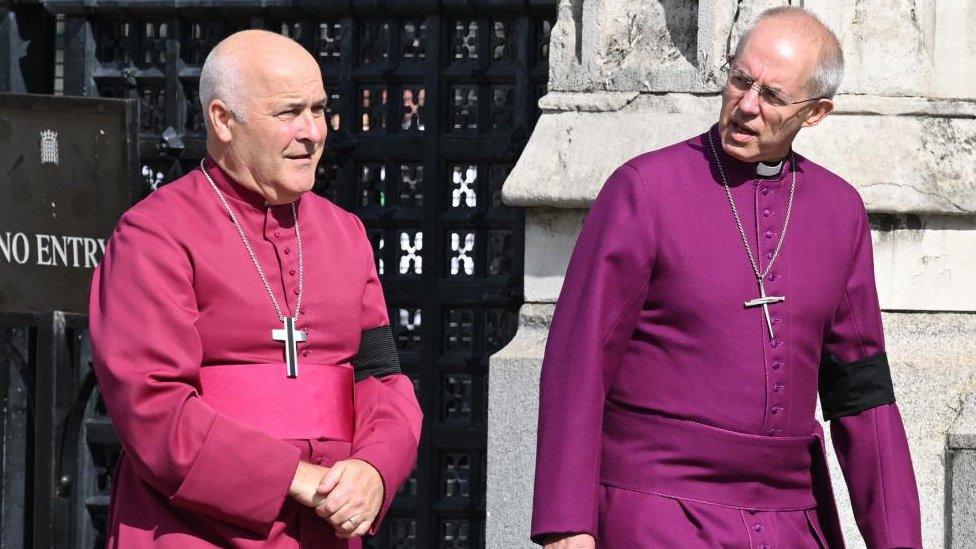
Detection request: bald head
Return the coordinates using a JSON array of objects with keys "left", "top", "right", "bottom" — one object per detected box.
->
[
  {"left": 199, "top": 30, "right": 319, "bottom": 126},
  {"left": 734, "top": 7, "right": 844, "bottom": 99},
  {"left": 198, "top": 29, "right": 327, "bottom": 205}
]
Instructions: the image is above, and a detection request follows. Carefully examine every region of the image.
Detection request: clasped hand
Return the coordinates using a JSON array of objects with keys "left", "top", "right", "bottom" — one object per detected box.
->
[{"left": 289, "top": 459, "right": 383, "bottom": 538}]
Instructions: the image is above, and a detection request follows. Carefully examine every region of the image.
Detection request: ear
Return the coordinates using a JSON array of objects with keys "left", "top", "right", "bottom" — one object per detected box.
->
[
  {"left": 207, "top": 99, "right": 236, "bottom": 143},
  {"left": 800, "top": 99, "right": 834, "bottom": 128}
]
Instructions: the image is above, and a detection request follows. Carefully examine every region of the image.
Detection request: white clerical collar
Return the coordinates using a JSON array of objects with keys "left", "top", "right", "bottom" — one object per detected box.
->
[{"left": 756, "top": 158, "right": 785, "bottom": 178}]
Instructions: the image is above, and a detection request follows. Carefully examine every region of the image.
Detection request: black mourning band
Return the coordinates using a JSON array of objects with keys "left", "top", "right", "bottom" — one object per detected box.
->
[
  {"left": 352, "top": 325, "right": 401, "bottom": 381},
  {"left": 819, "top": 352, "right": 896, "bottom": 421}
]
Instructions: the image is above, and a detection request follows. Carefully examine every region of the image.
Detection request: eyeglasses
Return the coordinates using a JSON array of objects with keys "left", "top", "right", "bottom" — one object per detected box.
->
[{"left": 720, "top": 60, "right": 826, "bottom": 108}]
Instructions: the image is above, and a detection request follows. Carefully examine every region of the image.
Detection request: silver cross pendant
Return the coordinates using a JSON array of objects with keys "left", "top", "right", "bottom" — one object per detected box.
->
[
  {"left": 744, "top": 279, "right": 785, "bottom": 339},
  {"left": 272, "top": 317, "right": 307, "bottom": 378}
]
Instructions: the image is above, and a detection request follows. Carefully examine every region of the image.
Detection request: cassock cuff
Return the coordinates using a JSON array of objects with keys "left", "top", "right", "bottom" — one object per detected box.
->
[
  {"left": 169, "top": 413, "right": 302, "bottom": 535},
  {"left": 819, "top": 352, "right": 896, "bottom": 421},
  {"left": 352, "top": 325, "right": 401, "bottom": 381},
  {"left": 350, "top": 435, "right": 417, "bottom": 535}
]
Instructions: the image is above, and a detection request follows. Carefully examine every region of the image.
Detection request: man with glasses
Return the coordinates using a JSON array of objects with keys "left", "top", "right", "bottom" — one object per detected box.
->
[{"left": 532, "top": 7, "right": 921, "bottom": 548}]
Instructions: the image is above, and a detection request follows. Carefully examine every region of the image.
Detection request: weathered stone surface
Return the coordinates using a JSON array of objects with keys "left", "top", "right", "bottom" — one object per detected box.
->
[
  {"left": 872, "top": 216, "right": 976, "bottom": 312},
  {"left": 505, "top": 92, "right": 976, "bottom": 215},
  {"left": 524, "top": 209, "right": 585, "bottom": 303},
  {"left": 504, "top": 93, "right": 720, "bottom": 208},
  {"left": 930, "top": 2, "right": 976, "bottom": 100},
  {"left": 948, "top": 449, "right": 976, "bottom": 549},
  {"left": 806, "top": 0, "right": 932, "bottom": 96},
  {"left": 486, "top": 309, "right": 976, "bottom": 548},
  {"left": 950, "top": 391, "right": 976, "bottom": 450},
  {"left": 485, "top": 304, "right": 552, "bottom": 549},
  {"left": 948, "top": 393, "right": 976, "bottom": 548},
  {"left": 549, "top": 0, "right": 728, "bottom": 92},
  {"left": 795, "top": 114, "right": 976, "bottom": 215}
]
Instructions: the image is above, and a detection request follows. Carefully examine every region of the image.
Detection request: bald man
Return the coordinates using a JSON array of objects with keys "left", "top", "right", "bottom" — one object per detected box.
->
[
  {"left": 532, "top": 7, "right": 921, "bottom": 549},
  {"left": 90, "top": 30, "right": 422, "bottom": 548}
]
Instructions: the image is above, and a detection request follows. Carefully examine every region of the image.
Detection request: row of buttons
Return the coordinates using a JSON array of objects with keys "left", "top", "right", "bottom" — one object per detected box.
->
[
  {"left": 757, "top": 183, "right": 787, "bottom": 438},
  {"left": 269, "top": 219, "right": 310, "bottom": 355},
  {"left": 747, "top": 510, "right": 772, "bottom": 549}
]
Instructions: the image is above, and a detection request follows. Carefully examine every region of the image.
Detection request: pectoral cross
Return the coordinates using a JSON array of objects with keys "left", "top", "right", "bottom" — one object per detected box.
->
[
  {"left": 272, "top": 317, "right": 307, "bottom": 378},
  {"left": 744, "top": 279, "right": 785, "bottom": 339}
]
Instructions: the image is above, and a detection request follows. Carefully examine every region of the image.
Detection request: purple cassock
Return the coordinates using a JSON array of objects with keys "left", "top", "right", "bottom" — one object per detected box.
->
[
  {"left": 90, "top": 158, "right": 423, "bottom": 548},
  {"left": 531, "top": 127, "right": 922, "bottom": 548}
]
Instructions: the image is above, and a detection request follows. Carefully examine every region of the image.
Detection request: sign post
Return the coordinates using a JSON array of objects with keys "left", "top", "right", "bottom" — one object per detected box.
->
[{"left": 0, "top": 92, "right": 136, "bottom": 547}]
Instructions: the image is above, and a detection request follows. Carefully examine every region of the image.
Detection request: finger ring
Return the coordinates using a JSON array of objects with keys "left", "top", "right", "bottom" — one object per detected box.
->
[{"left": 345, "top": 516, "right": 360, "bottom": 527}]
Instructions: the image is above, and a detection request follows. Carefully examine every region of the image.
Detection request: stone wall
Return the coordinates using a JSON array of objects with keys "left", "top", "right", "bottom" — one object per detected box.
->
[{"left": 487, "top": 1, "right": 976, "bottom": 548}]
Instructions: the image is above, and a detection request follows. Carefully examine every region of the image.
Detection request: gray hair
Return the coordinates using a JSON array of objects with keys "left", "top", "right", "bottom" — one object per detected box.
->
[
  {"left": 734, "top": 6, "right": 845, "bottom": 99},
  {"left": 198, "top": 42, "right": 248, "bottom": 126}
]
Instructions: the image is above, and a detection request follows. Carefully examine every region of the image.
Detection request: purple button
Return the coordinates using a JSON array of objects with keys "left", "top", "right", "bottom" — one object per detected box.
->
[
  {"left": 770, "top": 340, "right": 780, "bottom": 348},
  {"left": 772, "top": 361, "right": 783, "bottom": 370},
  {"left": 761, "top": 187, "right": 770, "bottom": 195},
  {"left": 273, "top": 229, "right": 280, "bottom": 238},
  {"left": 293, "top": 287, "right": 300, "bottom": 295},
  {"left": 753, "top": 524, "right": 764, "bottom": 532},
  {"left": 764, "top": 230, "right": 774, "bottom": 239},
  {"left": 284, "top": 246, "right": 291, "bottom": 254},
  {"left": 767, "top": 272, "right": 777, "bottom": 281},
  {"left": 302, "top": 349, "right": 309, "bottom": 357},
  {"left": 766, "top": 250, "right": 775, "bottom": 259},
  {"left": 771, "top": 406, "right": 783, "bottom": 415},
  {"left": 767, "top": 429, "right": 778, "bottom": 436},
  {"left": 763, "top": 208, "right": 773, "bottom": 217},
  {"left": 774, "top": 383, "right": 785, "bottom": 392},
  {"left": 300, "top": 306, "right": 306, "bottom": 314},
  {"left": 289, "top": 268, "right": 296, "bottom": 276}
]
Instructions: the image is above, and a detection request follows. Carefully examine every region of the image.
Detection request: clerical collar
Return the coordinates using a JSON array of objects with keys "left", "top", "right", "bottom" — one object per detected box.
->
[{"left": 756, "top": 158, "right": 785, "bottom": 178}]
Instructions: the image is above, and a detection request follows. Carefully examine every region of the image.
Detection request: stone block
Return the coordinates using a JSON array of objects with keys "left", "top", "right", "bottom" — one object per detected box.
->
[
  {"left": 505, "top": 93, "right": 976, "bottom": 215},
  {"left": 524, "top": 209, "right": 585, "bottom": 303},
  {"left": 486, "top": 304, "right": 552, "bottom": 549},
  {"left": 948, "top": 392, "right": 976, "bottom": 548}
]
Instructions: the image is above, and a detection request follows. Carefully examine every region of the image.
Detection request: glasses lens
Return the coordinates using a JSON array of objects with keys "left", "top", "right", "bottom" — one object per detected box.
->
[
  {"left": 761, "top": 88, "right": 791, "bottom": 107},
  {"left": 727, "top": 70, "right": 751, "bottom": 90}
]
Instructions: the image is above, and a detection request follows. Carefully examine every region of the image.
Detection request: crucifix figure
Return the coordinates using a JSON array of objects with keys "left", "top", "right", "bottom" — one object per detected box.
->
[
  {"left": 744, "top": 279, "right": 785, "bottom": 339},
  {"left": 272, "top": 317, "right": 307, "bottom": 378}
]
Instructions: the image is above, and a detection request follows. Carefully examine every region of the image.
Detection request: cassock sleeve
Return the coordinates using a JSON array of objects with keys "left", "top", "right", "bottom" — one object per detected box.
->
[
  {"left": 89, "top": 209, "right": 302, "bottom": 536},
  {"left": 347, "top": 216, "right": 423, "bottom": 533},
  {"left": 819, "top": 200, "right": 922, "bottom": 548},
  {"left": 531, "top": 163, "right": 656, "bottom": 543}
]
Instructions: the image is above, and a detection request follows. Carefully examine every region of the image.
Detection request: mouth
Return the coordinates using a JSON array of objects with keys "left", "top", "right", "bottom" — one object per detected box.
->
[
  {"left": 727, "top": 119, "right": 759, "bottom": 142},
  {"left": 284, "top": 152, "right": 315, "bottom": 163}
]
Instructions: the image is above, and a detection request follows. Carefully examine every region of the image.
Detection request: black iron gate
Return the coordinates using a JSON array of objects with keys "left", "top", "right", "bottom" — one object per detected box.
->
[
  {"left": 2, "top": 1, "right": 554, "bottom": 547},
  {"left": 1, "top": 313, "right": 115, "bottom": 548}
]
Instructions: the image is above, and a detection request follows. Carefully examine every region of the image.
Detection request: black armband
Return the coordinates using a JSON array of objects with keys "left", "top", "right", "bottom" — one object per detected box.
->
[
  {"left": 819, "top": 352, "right": 896, "bottom": 421},
  {"left": 352, "top": 325, "right": 402, "bottom": 381}
]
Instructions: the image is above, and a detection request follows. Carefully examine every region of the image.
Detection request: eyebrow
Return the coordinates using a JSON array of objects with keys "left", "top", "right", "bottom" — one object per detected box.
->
[
  {"left": 277, "top": 98, "right": 328, "bottom": 110},
  {"left": 732, "top": 66, "right": 786, "bottom": 95}
]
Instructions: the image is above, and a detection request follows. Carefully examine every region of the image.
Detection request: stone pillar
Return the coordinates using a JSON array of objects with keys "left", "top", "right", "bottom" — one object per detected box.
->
[
  {"left": 486, "top": 1, "right": 976, "bottom": 548},
  {"left": 948, "top": 393, "right": 976, "bottom": 548}
]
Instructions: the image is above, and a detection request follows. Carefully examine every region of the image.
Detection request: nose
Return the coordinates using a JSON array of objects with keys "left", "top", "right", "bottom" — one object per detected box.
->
[
  {"left": 738, "top": 85, "right": 762, "bottom": 116},
  {"left": 295, "top": 110, "right": 326, "bottom": 144}
]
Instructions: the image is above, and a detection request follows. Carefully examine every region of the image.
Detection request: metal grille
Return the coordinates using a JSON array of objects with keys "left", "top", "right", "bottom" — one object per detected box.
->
[
  {"left": 1, "top": 312, "right": 115, "bottom": 548},
  {"left": 46, "top": 2, "right": 554, "bottom": 546}
]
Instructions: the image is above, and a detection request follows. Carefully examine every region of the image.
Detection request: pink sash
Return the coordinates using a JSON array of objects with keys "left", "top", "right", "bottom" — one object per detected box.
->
[{"left": 199, "top": 363, "right": 355, "bottom": 441}]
